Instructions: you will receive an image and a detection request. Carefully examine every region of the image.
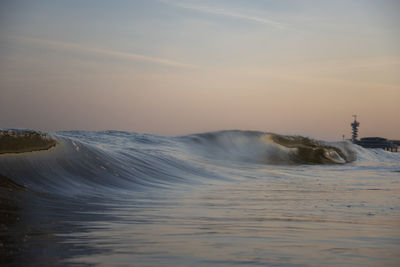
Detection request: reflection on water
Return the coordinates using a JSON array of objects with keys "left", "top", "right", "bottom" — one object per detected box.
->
[
  {"left": 0, "top": 189, "right": 115, "bottom": 266},
  {"left": 3, "top": 165, "right": 399, "bottom": 266}
]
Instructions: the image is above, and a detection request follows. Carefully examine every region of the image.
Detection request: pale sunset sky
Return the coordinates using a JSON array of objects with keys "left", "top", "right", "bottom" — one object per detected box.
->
[{"left": 1, "top": 0, "right": 399, "bottom": 140}]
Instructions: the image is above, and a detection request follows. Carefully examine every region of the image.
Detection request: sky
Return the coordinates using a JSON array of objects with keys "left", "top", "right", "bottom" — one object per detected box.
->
[{"left": 0, "top": 0, "right": 399, "bottom": 140}]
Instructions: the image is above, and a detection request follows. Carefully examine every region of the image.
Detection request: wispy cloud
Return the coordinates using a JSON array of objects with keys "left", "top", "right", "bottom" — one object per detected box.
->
[
  {"left": 160, "top": 0, "right": 287, "bottom": 30},
  {"left": 18, "top": 36, "right": 199, "bottom": 69}
]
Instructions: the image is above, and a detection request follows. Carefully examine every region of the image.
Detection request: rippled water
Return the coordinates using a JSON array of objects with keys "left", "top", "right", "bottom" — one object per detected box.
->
[{"left": 1, "top": 130, "right": 399, "bottom": 266}]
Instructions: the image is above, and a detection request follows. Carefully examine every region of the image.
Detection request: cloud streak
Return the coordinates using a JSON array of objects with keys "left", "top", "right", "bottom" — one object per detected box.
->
[
  {"left": 160, "top": 0, "right": 287, "bottom": 30},
  {"left": 19, "top": 36, "right": 199, "bottom": 69}
]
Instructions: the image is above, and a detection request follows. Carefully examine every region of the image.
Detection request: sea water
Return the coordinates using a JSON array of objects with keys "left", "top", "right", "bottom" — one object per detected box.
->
[{"left": 1, "top": 130, "right": 399, "bottom": 266}]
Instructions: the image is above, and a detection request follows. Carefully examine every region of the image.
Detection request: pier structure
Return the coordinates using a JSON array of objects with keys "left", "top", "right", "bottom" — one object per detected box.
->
[
  {"left": 356, "top": 137, "right": 398, "bottom": 152},
  {"left": 350, "top": 116, "right": 399, "bottom": 152}
]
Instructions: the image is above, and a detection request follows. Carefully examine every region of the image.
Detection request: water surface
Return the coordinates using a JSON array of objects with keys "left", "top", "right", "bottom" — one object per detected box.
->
[{"left": 1, "top": 130, "right": 399, "bottom": 266}]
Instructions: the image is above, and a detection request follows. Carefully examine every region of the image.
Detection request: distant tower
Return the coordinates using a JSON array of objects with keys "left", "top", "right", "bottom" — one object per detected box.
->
[{"left": 351, "top": 115, "right": 360, "bottom": 142}]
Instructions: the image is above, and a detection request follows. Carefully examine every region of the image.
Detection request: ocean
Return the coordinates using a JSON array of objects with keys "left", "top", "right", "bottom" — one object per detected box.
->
[{"left": 1, "top": 130, "right": 399, "bottom": 266}]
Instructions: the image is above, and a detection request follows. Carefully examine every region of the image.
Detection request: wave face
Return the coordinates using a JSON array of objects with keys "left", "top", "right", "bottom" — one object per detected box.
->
[
  {"left": 1, "top": 129, "right": 400, "bottom": 266},
  {"left": 0, "top": 130, "right": 357, "bottom": 196}
]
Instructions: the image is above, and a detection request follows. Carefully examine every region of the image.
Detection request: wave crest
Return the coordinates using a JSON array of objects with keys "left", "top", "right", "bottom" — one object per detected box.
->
[
  {"left": 0, "top": 129, "right": 358, "bottom": 196},
  {"left": 182, "top": 130, "right": 354, "bottom": 165},
  {"left": 0, "top": 129, "right": 57, "bottom": 154}
]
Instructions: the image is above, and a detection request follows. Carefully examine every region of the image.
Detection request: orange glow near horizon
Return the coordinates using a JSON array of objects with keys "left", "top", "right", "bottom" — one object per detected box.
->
[{"left": 0, "top": 1, "right": 399, "bottom": 140}]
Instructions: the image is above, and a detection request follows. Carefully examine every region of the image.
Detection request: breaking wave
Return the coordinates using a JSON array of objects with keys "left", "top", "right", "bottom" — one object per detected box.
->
[
  {"left": 181, "top": 130, "right": 355, "bottom": 165},
  {"left": 0, "top": 129, "right": 370, "bottom": 196}
]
